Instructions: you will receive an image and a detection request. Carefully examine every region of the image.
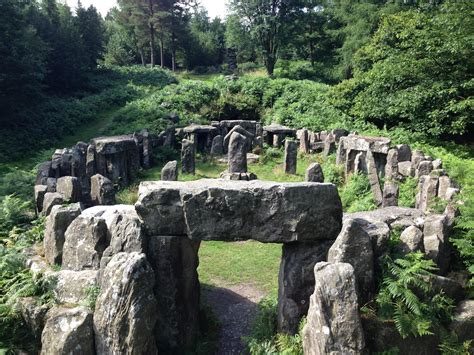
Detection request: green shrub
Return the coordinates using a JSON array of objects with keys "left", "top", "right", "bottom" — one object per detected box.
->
[
  {"left": 340, "top": 173, "right": 377, "bottom": 213},
  {"left": 376, "top": 252, "right": 454, "bottom": 339},
  {"left": 398, "top": 177, "right": 417, "bottom": 208},
  {"left": 0, "top": 168, "right": 35, "bottom": 202},
  {"left": 274, "top": 60, "right": 320, "bottom": 81}
]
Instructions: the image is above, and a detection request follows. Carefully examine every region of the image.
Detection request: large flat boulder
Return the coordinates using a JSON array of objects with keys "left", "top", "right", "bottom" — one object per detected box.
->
[
  {"left": 339, "top": 135, "right": 391, "bottom": 154},
  {"left": 135, "top": 179, "right": 343, "bottom": 243}
]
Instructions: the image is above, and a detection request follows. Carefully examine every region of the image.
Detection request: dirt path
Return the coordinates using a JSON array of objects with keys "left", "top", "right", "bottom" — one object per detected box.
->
[{"left": 202, "top": 282, "right": 267, "bottom": 355}]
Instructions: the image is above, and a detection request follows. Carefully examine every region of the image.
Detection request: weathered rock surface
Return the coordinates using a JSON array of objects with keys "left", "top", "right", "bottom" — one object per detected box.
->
[
  {"left": 210, "top": 135, "right": 224, "bottom": 155},
  {"left": 303, "top": 262, "right": 365, "bottom": 355},
  {"left": 398, "top": 161, "right": 414, "bottom": 177},
  {"left": 366, "top": 150, "right": 383, "bottom": 206},
  {"left": 345, "top": 218, "right": 390, "bottom": 259},
  {"left": 62, "top": 216, "right": 108, "bottom": 271},
  {"left": 284, "top": 139, "right": 298, "bottom": 174},
  {"left": 19, "top": 297, "right": 50, "bottom": 341},
  {"left": 91, "top": 135, "right": 140, "bottom": 187},
  {"left": 35, "top": 185, "right": 48, "bottom": 213},
  {"left": 219, "top": 171, "right": 258, "bottom": 181},
  {"left": 56, "top": 177, "right": 81, "bottom": 203},
  {"left": 345, "top": 207, "right": 424, "bottom": 229},
  {"left": 322, "top": 133, "right": 336, "bottom": 157},
  {"left": 136, "top": 179, "right": 343, "bottom": 243},
  {"left": 299, "top": 129, "right": 309, "bottom": 154},
  {"left": 396, "top": 144, "right": 412, "bottom": 162},
  {"left": 450, "top": 300, "right": 474, "bottom": 342},
  {"left": 41, "top": 306, "right": 94, "bottom": 355},
  {"left": 42, "top": 192, "right": 65, "bottom": 216},
  {"left": 305, "top": 163, "right": 324, "bottom": 183},
  {"left": 416, "top": 160, "right": 433, "bottom": 177},
  {"left": 382, "top": 181, "right": 399, "bottom": 207},
  {"left": 385, "top": 149, "right": 398, "bottom": 180},
  {"left": 161, "top": 160, "right": 179, "bottom": 181},
  {"left": 416, "top": 175, "right": 439, "bottom": 212},
  {"left": 90, "top": 174, "right": 115, "bottom": 206},
  {"left": 423, "top": 214, "right": 450, "bottom": 274},
  {"left": 228, "top": 132, "right": 248, "bottom": 173},
  {"left": 278, "top": 241, "right": 333, "bottom": 334},
  {"left": 94, "top": 252, "right": 157, "bottom": 354},
  {"left": 399, "top": 225, "right": 424, "bottom": 254},
  {"left": 148, "top": 236, "right": 201, "bottom": 351},
  {"left": 181, "top": 139, "right": 195, "bottom": 175},
  {"left": 36, "top": 161, "right": 52, "bottom": 185},
  {"left": 328, "top": 219, "right": 375, "bottom": 304},
  {"left": 44, "top": 203, "right": 82, "bottom": 265},
  {"left": 53, "top": 270, "right": 98, "bottom": 304}
]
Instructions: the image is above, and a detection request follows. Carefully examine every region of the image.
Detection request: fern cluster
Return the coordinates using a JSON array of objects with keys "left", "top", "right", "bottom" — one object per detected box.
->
[
  {"left": 244, "top": 296, "right": 304, "bottom": 355},
  {"left": 376, "top": 252, "right": 454, "bottom": 339}
]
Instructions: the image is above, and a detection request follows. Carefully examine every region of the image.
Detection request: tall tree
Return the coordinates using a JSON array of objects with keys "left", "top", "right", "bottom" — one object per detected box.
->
[
  {"left": 229, "top": 0, "right": 297, "bottom": 75},
  {"left": 75, "top": 2, "right": 104, "bottom": 69}
]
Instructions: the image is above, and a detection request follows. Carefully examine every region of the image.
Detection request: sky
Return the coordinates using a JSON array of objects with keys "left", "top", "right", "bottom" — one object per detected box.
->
[{"left": 64, "top": 0, "right": 229, "bottom": 19}]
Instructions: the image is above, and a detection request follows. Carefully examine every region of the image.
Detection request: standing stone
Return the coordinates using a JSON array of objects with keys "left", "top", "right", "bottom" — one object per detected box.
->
[
  {"left": 322, "top": 133, "right": 336, "bottom": 157},
  {"left": 46, "top": 177, "right": 57, "bottom": 192},
  {"left": 61, "top": 216, "right": 108, "bottom": 271},
  {"left": 161, "top": 161, "right": 179, "bottom": 181},
  {"left": 438, "top": 176, "right": 453, "bottom": 200},
  {"left": 416, "top": 160, "right": 433, "bottom": 177},
  {"left": 142, "top": 129, "right": 151, "bottom": 169},
  {"left": 385, "top": 149, "right": 399, "bottom": 181},
  {"left": 398, "top": 161, "right": 414, "bottom": 177},
  {"left": 354, "top": 151, "right": 367, "bottom": 175},
  {"left": 53, "top": 270, "right": 98, "bottom": 304},
  {"left": 148, "top": 236, "right": 201, "bottom": 352},
  {"left": 411, "top": 150, "right": 425, "bottom": 169},
  {"left": 36, "top": 161, "right": 52, "bottom": 185},
  {"left": 299, "top": 129, "right": 309, "bottom": 154},
  {"left": 35, "top": 185, "right": 48, "bottom": 214},
  {"left": 273, "top": 134, "right": 285, "bottom": 148},
  {"left": 336, "top": 141, "right": 345, "bottom": 165},
  {"left": 382, "top": 182, "right": 399, "bottom": 207},
  {"left": 284, "top": 140, "right": 298, "bottom": 174},
  {"left": 328, "top": 219, "right": 375, "bottom": 304},
  {"left": 278, "top": 241, "right": 333, "bottom": 334},
  {"left": 44, "top": 203, "right": 82, "bottom": 265},
  {"left": 85, "top": 145, "right": 96, "bottom": 177},
  {"left": 42, "top": 192, "right": 65, "bottom": 216},
  {"left": 366, "top": 150, "right": 383, "bottom": 206},
  {"left": 210, "top": 135, "right": 224, "bottom": 155},
  {"left": 423, "top": 214, "right": 450, "bottom": 274},
  {"left": 398, "top": 226, "right": 424, "bottom": 254},
  {"left": 416, "top": 175, "right": 439, "bottom": 212},
  {"left": 181, "top": 139, "right": 195, "bottom": 175},
  {"left": 396, "top": 144, "right": 412, "bottom": 162},
  {"left": 56, "top": 176, "right": 81, "bottom": 203},
  {"left": 228, "top": 132, "right": 248, "bottom": 173},
  {"left": 432, "top": 158, "right": 443, "bottom": 170},
  {"left": 450, "top": 300, "right": 474, "bottom": 342},
  {"left": 302, "top": 262, "right": 365, "bottom": 355},
  {"left": 71, "top": 142, "right": 87, "bottom": 179},
  {"left": 19, "top": 297, "right": 50, "bottom": 341},
  {"left": 305, "top": 163, "right": 324, "bottom": 183},
  {"left": 41, "top": 306, "right": 94, "bottom": 355},
  {"left": 94, "top": 252, "right": 158, "bottom": 354},
  {"left": 90, "top": 174, "right": 116, "bottom": 206}
]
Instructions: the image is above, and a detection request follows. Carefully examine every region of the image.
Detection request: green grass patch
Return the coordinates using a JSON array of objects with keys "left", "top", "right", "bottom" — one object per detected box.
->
[{"left": 198, "top": 241, "right": 282, "bottom": 295}]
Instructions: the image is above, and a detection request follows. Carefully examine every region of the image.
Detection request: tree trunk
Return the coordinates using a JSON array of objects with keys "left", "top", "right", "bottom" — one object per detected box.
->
[
  {"left": 171, "top": 32, "right": 176, "bottom": 71},
  {"left": 159, "top": 35, "right": 165, "bottom": 68},
  {"left": 148, "top": 0, "right": 155, "bottom": 67},
  {"left": 139, "top": 48, "right": 146, "bottom": 67}
]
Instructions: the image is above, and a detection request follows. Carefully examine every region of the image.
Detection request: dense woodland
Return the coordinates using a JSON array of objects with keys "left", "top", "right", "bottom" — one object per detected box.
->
[{"left": 0, "top": 0, "right": 473, "bottom": 353}]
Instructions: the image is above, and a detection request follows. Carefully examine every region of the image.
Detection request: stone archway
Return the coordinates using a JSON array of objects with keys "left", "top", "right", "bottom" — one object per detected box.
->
[{"left": 135, "top": 178, "right": 343, "bottom": 351}]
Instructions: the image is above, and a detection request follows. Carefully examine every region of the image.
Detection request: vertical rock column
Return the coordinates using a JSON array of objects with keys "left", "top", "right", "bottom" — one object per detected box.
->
[
  {"left": 302, "top": 262, "right": 365, "bottom": 355},
  {"left": 228, "top": 132, "right": 248, "bottom": 173},
  {"left": 284, "top": 140, "right": 298, "bottom": 174},
  {"left": 181, "top": 139, "right": 195, "bottom": 175},
  {"left": 277, "top": 241, "right": 334, "bottom": 334}
]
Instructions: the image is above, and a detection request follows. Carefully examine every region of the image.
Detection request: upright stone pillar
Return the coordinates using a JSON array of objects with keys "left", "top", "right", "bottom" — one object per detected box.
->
[
  {"left": 305, "top": 163, "right": 324, "bottom": 183},
  {"left": 181, "top": 139, "right": 195, "bottom": 175},
  {"left": 383, "top": 182, "right": 399, "bottom": 207},
  {"left": 322, "top": 133, "right": 336, "bottom": 157},
  {"left": 210, "top": 135, "right": 224, "bottom": 156},
  {"left": 278, "top": 241, "right": 333, "bottom": 334},
  {"left": 299, "top": 129, "right": 309, "bottom": 154},
  {"left": 162, "top": 161, "right": 179, "bottom": 181},
  {"left": 284, "top": 140, "right": 298, "bottom": 174},
  {"left": 228, "top": 132, "right": 247, "bottom": 173}
]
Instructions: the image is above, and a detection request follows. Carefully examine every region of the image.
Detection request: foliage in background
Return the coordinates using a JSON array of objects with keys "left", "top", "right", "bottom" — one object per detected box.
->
[
  {"left": 339, "top": 173, "right": 377, "bottom": 213},
  {"left": 330, "top": 3, "right": 473, "bottom": 138},
  {"left": 376, "top": 252, "right": 454, "bottom": 339}
]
